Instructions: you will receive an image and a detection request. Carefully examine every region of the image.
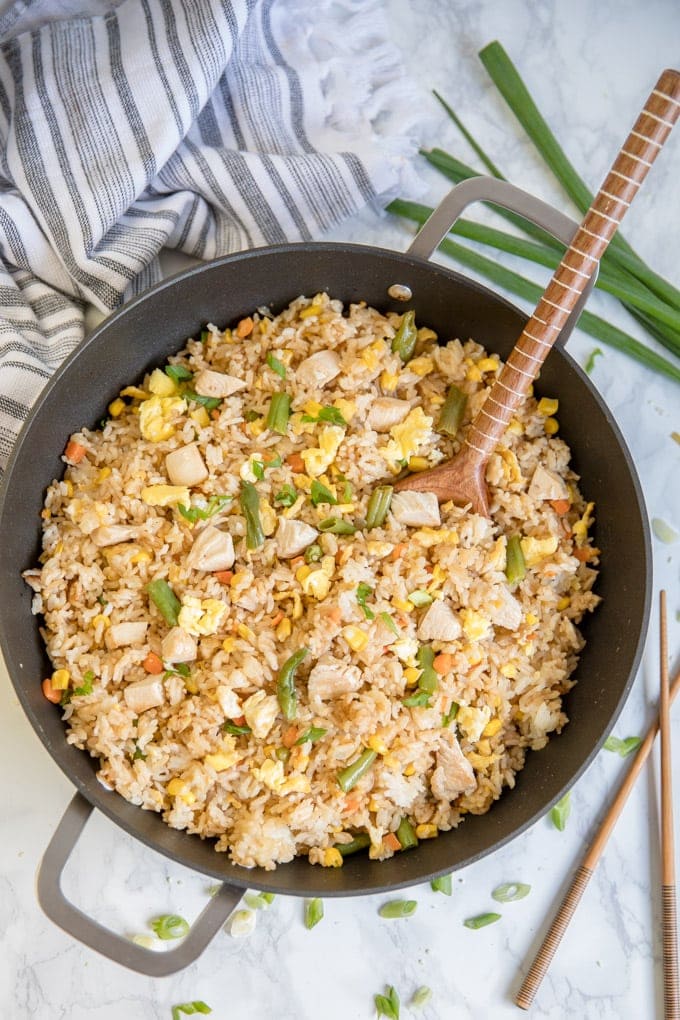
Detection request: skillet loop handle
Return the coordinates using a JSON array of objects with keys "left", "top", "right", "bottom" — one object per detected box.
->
[
  {"left": 407, "top": 177, "right": 598, "bottom": 348},
  {"left": 37, "top": 793, "right": 243, "bottom": 976}
]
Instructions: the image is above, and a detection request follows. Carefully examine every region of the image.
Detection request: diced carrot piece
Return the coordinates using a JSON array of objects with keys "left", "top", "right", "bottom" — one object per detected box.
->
[
  {"left": 143, "top": 651, "right": 163, "bottom": 675},
  {"left": 214, "top": 570, "right": 234, "bottom": 584},
  {"left": 342, "top": 792, "right": 362, "bottom": 814},
  {"left": 210, "top": 409, "right": 220, "bottom": 420},
  {"left": 286, "top": 452, "right": 304, "bottom": 473},
  {"left": 391, "top": 543, "right": 407, "bottom": 562},
  {"left": 271, "top": 610, "right": 284, "bottom": 627},
  {"left": 573, "top": 546, "right": 598, "bottom": 562},
  {"left": 282, "top": 725, "right": 300, "bottom": 748},
  {"left": 549, "top": 499, "right": 571, "bottom": 515},
  {"left": 42, "top": 678, "right": 62, "bottom": 703},
  {"left": 64, "top": 439, "right": 86, "bottom": 464},
  {"left": 236, "top": 316, "right": 254, "bottom": 338},
  {"left": 290, "top": 556, "right": 305, "bottom": 568},
  {"left": 383, "top": 832, "right": 402, "bottom": 852},
  {"left": 433, "top": 653, "right": 455, "bottom": 675},
  {"left": 231, "top": 715, "right": 247, "bottom": 727}
]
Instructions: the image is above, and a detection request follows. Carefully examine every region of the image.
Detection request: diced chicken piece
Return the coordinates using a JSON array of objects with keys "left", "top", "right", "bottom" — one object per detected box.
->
[
  {"left": 123, "top": 676, "right": 165, "bottom": 714},
  {"left": 90, "top": 525, "right": 140, "bottom": 548},
  {"left": 307, "top": 654, "right": 362, "bottom": 708},
  {"left": 105, "top": 621, "right": 149, "bottom": 649},
  {"left": 528, "top": 464, "right": 569, "bottom": 502},
  {"left": 165, "top": 443, "right": 209, "bottom": 487},
  {"left": 161, "top": 626, "right": 197, "bottom": 663},
  {"left": 391, "top": 491, "right": 440, "bottom": 527},
  {"left": 417, "top": 600, "right": 461, "bottom": 642},
  {"left": 186, "top": 525, "right": 235, "bottom": 572},
  {"left": 216, "top": 685, "right": 242, "bottom": 719},
  {"left": 431, "top": 731, "right": 477, "bottom": 801},
  {"left": 296, "top": 349, "right": 341, "bottom": 388},
  {"left": 367, "top": 398, "right": 411, "bottom": 432},
  {"left": 242, "top": 690, "right": 279, "bottom": 739},
  {"left": 275, "top": 517, "right": 318, "bottom": 558},
  {"left": 487, "top": 585, "right": 523, "bottom": 631},
  {"left": 193, "top": 369, "right": 246, "bottom": 398}
]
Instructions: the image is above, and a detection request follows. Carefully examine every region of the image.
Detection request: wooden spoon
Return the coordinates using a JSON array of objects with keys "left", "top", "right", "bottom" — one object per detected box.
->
[{"left": 395, "top": 69, "right": 680, "bottom": 516}]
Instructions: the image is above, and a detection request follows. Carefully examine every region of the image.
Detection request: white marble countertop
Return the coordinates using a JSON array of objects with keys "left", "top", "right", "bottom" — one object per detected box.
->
[{"left": 2, "top": 1, "right": 680, "bottom": 1018}]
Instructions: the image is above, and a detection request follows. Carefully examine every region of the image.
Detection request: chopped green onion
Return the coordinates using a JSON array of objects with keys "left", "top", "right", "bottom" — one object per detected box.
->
[
  {"left": 165, "top": 364, "right": 193, "bottom": 384},
  {"left": 464, "top": 912, "right": 501, "bottom": 930},
  {"left": 408, "top": 589, "right": 433, "bottom": 608},
  {"left": 585, "top": 348, "right": 603, "bottom": 375},
  {"left": 403, "top": 691, "right": 431, "bottom": 708},
  {"left": 603, "top": 735, "right": 642, "bottom": 757},
  {"left": 652, "top": 518, "right": 679, "bottom": 544},
  {"left": 430, "top": 873, "right": 452, "bottom": 896},
  {"left": 275, "top": 746, "right": 290, "bottom": 762},
  {"left": 223, "top": 721, "right": 252, "bottom": 736},
  {"left": 304, "top": 543, "right": 322, "bottom": 564},
  {"left": 391, "top": 309, "right": 417, "bottom": 362},
  {"left": 295, "top": 726, "right": 327, "bottom": 745},
  {"left": 310, "top": 480, "right": 337, "bottom": 506},
  {"left": 318, "top": 517, "right": 356, "bottom": 535},
  {"left": 184, "top": 390, "right": 221, "bottom": 411},
  {"left": 266, "top": 392, "right": 291, "bottom": 435},
  {"left": 266, "top": 352, "right": 287, "bottom": 379},
  {"left": 301, "top": 405, "right": 347, "bottom": 426},
  {"left": 171, "top": 1003, "right": 212, "bottom": 1020},
  {"left": 341, "top": 480, "right": 353, "bottom": 502},
  {"left": 380, "top": 611, "right": 400, "bottom": 636},
  {"left": 263, "top": 453, "right": 283, "bottom": 469},
  {"left": 147, "top": 579, "right": 181, "bottom": 627},
  {"left": 276, "top": 647, "right": 308, "bottom": 721},
  {"left": 337, "top": 748, "right": 377, "bottom": 792},
  {"left": 132, "top": 745, "right": 147, "bottom": 761},
  {"left": 260, "top": 892, "right": 275, "bottom": 904},
  {"left": 335, "top": 833, "right": 371, "bottom": 856},
  {"left": 438, "top": 384, "right": 468, "bottom": 437},
  {"left": 274, "top": 483, "right": 297, "bottom": 507},
  {"left": 251, "top": 459, "right": 265, "bottom": 481},
  {"left": 150, "top": 914, "right": 190, "bottom": 940},
  {"left": 356, "top": 582, "right": 375, "bottom": 620},
  {"left": 441, "top": 701, "right": 460, "bottom": 727},
  {"left": 505, "top": 535, "right": 526, "bottom": 585},
  {"left": 304, "top": 897, "right": 324, "bottom": 930},
  {"left": 378, "top": 899, "right": 417, "bottom": 919},
  {"left": 200, "top": 329, "right": 211, "bottom": 344},
  {"left": 374, "top": 985, "right": 400, "bottom": 1020},
  {"left": 410, "top": 986, "right": 432, "bottom": 1009},
  {"left": 240, "top": 481, "right": 264, "bottom": 550},
  {"left": 396, "top": 817, "right": 418, "bottom": 850},
  {"left": 177, "top": 494, "right": 232, "bottom": 523},
  {"left": 492, "top": 881, "right": 531, "bottom": 903},
  {"left": 366, "top": 484, "right": 393, "bottom": 529},
  {"left": 73, "top": 669, "right": 95, "bottom": 697},
  {"left": 97, "top": 594, "right": 108, "bottom": 606},
  {"left": 550, "top": 791, "right": 572, "bottom": 831},
  {"left": 244, "top": 409, "right": 263, "bottom": 422}
]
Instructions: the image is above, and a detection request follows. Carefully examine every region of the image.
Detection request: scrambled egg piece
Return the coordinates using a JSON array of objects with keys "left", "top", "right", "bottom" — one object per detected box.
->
[
  {"left": 461, "top": 608, "right": 491, "bottom": 642},
  {"left": 572, "top": 502, "right": 595, "bottom": 547},
  {"left": 457, "top": 704, "right": 492, "bottom": 743},
  {"left": 382, "top": 407, "right": 433, "bottom": 467},
  {"left": 141, "top": 485, "right": 190, "bottom": 507},
  {"left": 139, "top": 395, "right": 186, "bottom": 442},
  {"left": 392, "top": 636, "right": 418, "bottom": 665},
  {"left": 520, "top": 535, "right": 559, "bottom": 567},
  {"left": 253, "top": 759, "right": 311, "bottom": 794},
  {"left": 148, "top": 368, "right": 178, "bottom": 397},
  {"left": 301, "top": 425, "right": 345, "bottom": 477},
  {"left": 178, "top": 595, "right": 228, "bottom": 636},
  {"left": 243, "top": 690, "right": 278, "bottom": 739},
  {"left": 204, "top": 735, "right": 241, "bottom": 772}
]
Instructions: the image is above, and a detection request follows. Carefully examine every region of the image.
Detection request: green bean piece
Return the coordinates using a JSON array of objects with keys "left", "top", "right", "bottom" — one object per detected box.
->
[
  {"left": 396, "top": 817, "right": 418, "bottom": 850},
  {"left": 430, "top": 873, "right": 453, "bottom": 896},
  {"left": 165, "top": 364, "right": 193, "bottom": 384},
  {"left": 335, "top": 832, "right": 371, "bottom": 856},
  {"left": 366, "top": 484, "right": 393, "bottom": 529},
  {"left": 378, "top": 899, "right": 418, "bottom": 919},
  {"left": 276, "top": 647, "right": 308, "bottom": 721},
  {"left": 505, "top": 534, "right": 526, "bottom": 585},
  {"left": 416, "top": 645, "right": 438, "bottom": 694},
  {"left": 318, "top": 517, "right": 356, "bottom": 535},
  {"left": 304, "top": 897, "right": 324, "bottom": 930},
  {"left": 337, "top": 748, "right": 377, "bottom": 793},
  {"left": 240, "top": 481, "right": 264, "bottom": 549},
  {"left": 463, "top": 912, "right": 501, "bottom": 930},
  {"left": 266, "top": 392, "right": 291, "bottom": 435},
  {"left": 407, "top": 589, "right": 432, "bottom": 608},
  {"left": 438, "top": 384, "right": 468, "bottom": 437},
  {"left": 391, "top": 309, "right": 418, "bottom": 362},
  {"left": 146, "top": 579, "right": 181, "bottom": 627}
]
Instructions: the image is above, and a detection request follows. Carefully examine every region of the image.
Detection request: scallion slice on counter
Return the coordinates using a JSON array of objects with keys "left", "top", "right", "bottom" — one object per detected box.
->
[
  {"left": 266, "top": 352, "right": 287, "bottom": 379},
  {"left": 146, "top": 579, "right": 181, "bottom": 627},
  {"left": 411, "top": 987, "right": 432, "bottom": 1009},
  {"left": 318, "top": 517, "right": 356, "bottom": 535},
  {"left": 366, "top": 484, "right": 393, "bottom": 529},
  {"left": 391, "top": 308, "right": 418, "bottom": 362},
  {"left": 335, "top": 833, "right": 371, "bottom": 856},
  {"left": 374, "top": 985, "right": 400, "bottom": 1020},
  {"left": 378, "top": 899, "right": 417, "bottom": 919},
  {"left": 276, "top": 647, "right": 308, "bottom": 721},
  {"left": 244, "top": 891, "right": 274, "bottom": 910},
  {"left": 492, "top": 881, "right": 531, "bottom": 903},
  {"left": 304, "top": 897, "right": 324, "bottom": 929},
  {"left": 463, "top": 912, "right": 501, "bottom": 930},
  {"left": 603, "top": 735, "right": 642, "bottom": 757},
  {"left": 505, "top": 534, "right": 526, "bottom": 585},
  {"left": 550, "top": 791, "right": 572, "bottom": 831},
  {"left": 337, "top": 748, "right": 377, "bottom": 793},
  {"left": 150, "top": 914, "right": 190, "bottom": 940},
  {"left": 396, "top": 817, "right": 418, "bottom": 850},
  {"left": 438, "top": 384, "right": 468, "bottom": 437},
  {"left": 266, "top": 392, "right": 291, "bottom": 435},
  {"left": 430, "top": 873, "right": 452, "bottom": 896},
  {"left": 310, "top": 480, "right": 337, "bottom": 506},
  {"left": 240, "top": 481, "right": 264, "bottom": 549},
  {"left": 172, "top": 1002, "right": 212, "bottom": 1020},
  {"left": 585, "top": 348, "right": 603, "bottom": 375}
]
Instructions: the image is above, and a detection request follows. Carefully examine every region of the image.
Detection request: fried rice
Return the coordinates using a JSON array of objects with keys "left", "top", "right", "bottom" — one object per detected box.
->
[{"left": 25, "top": 293, "right": 600, "bottom": 870}]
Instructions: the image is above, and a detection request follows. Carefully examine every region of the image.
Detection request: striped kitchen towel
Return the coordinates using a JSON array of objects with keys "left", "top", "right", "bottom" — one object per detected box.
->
[{"left": 0, "top": 0, "right": 421, "bottom": 471}]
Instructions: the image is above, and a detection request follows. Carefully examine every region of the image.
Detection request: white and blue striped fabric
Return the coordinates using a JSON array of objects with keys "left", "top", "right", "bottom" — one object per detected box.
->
[{"left": 0, "top": 0, "right": 417, "bottom": 470}]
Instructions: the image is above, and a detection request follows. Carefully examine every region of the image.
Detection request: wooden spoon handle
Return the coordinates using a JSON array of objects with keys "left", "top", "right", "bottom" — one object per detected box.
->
[{"left": 464, "top": 68, "right": 680, "bottom": 465}]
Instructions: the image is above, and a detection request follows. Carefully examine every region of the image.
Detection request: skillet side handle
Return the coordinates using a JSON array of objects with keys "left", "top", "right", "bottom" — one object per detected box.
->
[
  {"left": 407, "top": 177, "right": 598, "bottom": 348},
  {"left": 36, "top": 793, "right": 243, "bottom": 976}
]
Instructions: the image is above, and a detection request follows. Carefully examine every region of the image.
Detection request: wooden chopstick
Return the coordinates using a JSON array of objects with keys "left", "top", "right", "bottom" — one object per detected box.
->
[
  {"left": 515, "top": 657, "right": 680, "bottom": 1010},
  {"left": 659, "top": 591, "right": 679, "bottom": 1019}
]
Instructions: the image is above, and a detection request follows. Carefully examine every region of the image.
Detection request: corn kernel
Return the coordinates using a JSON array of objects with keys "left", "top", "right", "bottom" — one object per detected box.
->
[
  {"left": 222, "top": 637, "right": 235, "bottom": 653},
  {"left": 380, "top": 370, "right": 399, "bottom": 392},
  {"left": 477, "top": 739, "right": 492, "bottom": 756},
  {"left": 62, "top": 480, "right": 73, "bottom": 498},
  {"left": 408, "top": 456, "right": 429, "bottom": 471},
  {"left": 506, "top": 418, "right": 523, "bottom": 435},
  {"left": 91, "top": 613, "right": 111, "bottom": 629},
  {"left": 466, "top": 363, "right": 483, "bottom": 382},
  {"left": 417, "top": 327, "right": 438, "bottom": 342},
  {"left": 409, "top": 356, "right": 434, "bottom": 376},
  {"left": 300, "top": 303, "right": 322, "bottom": 319},
  {"left": 301, "top": 569, "right": 332, "bottom": 600},
  {"left": 368, "top": 734, "right": 389, "bottom": 755},
  {"left": 544, "top": 417, "right": 559, "bottom": 435},
  {"left": 342, "top": 625, "right": 369, "bottom": 651},
  {"left": 415, "top": 823, "right": 438, "bottom": 839},
  {"left": 525, "top": 612, "right": 538, "bottom": 626},
  {"left": 321, "top": 848, "right": 343, "bottom": 867},
  {"left": 237, "top": 623, "right": 256, "bottom": 642},
  {"left": 248, "top": 418, "right": 265, "bottom": 437},
  {"left": 428, "top": 394, "right": 445, "bottom": 406},
  {"left": 130, "top": 550, "right": 151, "bottom": 564},
  {"left": 295, "top": 564, "right": 312, "bottom": 583},
  {"left": 404, "top": 667, "right": 421, "bottom": 687},
  {"left": 482, "top": 717, "right": 503, "bottom": 738},
  {"left": 303, "top": 399, "right": 323, "bottom": 418},
  {"left": 403, "top": 764, "right": 416, "bottom": 777},
  {"left": 51, "top": 668, "right": 70, "bottom": 690},
  {"left": 478, "top": 357, "right": 499, "bottom": 373},
  {"left": 97, "top": 467, "right": 112, "bottom": 481},
  {"left": 537, "top": 397, "right": 559, "bottom": 416},
  {"left": 557, "top": 596, "right": 571, "bottom": 611},
  {"left": 275, "top": 617, "right": 292, "bottom": 641},
  {"left": 368, "top": 798, "right": 380, "bottom": 813},
  {"left": 108, "top": 398, "right": 126, "bottom": 418},
  {"left": 391, "top": 597, "right": 414, "bottom": 614},
  {"left": 190, "top": 406, "right": 211, "bottom": 428}
]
